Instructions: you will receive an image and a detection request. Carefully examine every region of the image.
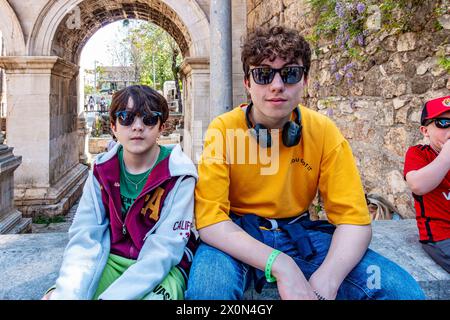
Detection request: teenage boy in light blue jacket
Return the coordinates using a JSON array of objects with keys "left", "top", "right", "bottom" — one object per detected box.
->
[{"left": 43, "top": 85, "right": 198, "bottom": 300}]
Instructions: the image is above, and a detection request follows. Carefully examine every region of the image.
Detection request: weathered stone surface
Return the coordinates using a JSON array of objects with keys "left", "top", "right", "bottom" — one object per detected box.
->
[
  {"left": 437, "top": 14, "right": 450, "bottom": 29},
  {"left": 397, "top": 33, "right": 417, "bottom": 52},
  {"left": 395, "top": 105, "right": 410, "bottom": 124},
  {"left": 411, "top": 75, "right": 434, "bottom": 94},
  {"left": 381, "top": 36, "right": 397, "bottom": 52},
  {"left": 380, "top": 76, "right": 407, "bottom": 98},
  {"left": 416, "top": 57, "right": 437, "bottom": 75}
]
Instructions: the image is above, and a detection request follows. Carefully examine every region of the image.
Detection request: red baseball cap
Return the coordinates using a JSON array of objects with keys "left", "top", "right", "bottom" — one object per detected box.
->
[{"left": 421, "top": 95, "right": 450, "bottom": 125}]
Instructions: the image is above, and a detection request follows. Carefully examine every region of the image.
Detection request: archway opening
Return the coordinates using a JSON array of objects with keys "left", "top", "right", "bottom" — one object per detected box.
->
[
  {"left": 1, "top": 0, "right": 210, "bottom": 218},
  {"left": 78, "top": 19, "right": 185, "bottom": 157}
]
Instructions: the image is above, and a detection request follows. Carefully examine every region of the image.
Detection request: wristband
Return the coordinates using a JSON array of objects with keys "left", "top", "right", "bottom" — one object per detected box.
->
[{"left": 265, "top": 249, "right": 282, "bottom": 283}]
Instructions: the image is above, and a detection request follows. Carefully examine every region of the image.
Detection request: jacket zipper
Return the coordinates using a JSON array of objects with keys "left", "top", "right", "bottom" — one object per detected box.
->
[{"left": 116, "top": 177, "right": 168, "bottom": 239}]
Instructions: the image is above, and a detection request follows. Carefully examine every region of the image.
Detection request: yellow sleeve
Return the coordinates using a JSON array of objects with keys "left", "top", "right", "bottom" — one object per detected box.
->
[
  {"left": 318, "top": 120, "right": 371, "bottom": 225},
  {"left": 194, "top": 118, "right": 232, "bottom": 230}
]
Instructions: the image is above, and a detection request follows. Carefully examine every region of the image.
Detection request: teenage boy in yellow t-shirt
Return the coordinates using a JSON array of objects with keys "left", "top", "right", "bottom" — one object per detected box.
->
[{"left": 186, "top": 26, "right": 424, "bottom": 300}]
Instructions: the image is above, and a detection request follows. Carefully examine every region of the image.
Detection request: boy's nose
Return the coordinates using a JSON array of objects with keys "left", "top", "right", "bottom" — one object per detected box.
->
[
  {"left": 269, "top": 72, "right": 285, "bottom": 92},
  {"left": 131, "top": 116, "right": 144, "bottom": 130}
]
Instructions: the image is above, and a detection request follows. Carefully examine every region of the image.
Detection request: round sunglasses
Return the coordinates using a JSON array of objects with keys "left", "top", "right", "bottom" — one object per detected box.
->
[
  {"left": 249, "top": 66, "right": 306, "bottom": 85},
  {"left": 115, "top": 110, "right": 162, "bottom": 127},
  {"left": 425, "top": 118, "right": 450, "bottom": 129}
]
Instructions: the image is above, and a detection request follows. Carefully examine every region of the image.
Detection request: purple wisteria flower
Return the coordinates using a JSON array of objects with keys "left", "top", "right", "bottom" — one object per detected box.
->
[
  {"left": 343, "top": 63, "right": 355, "bottom": 72},
  {"left": 357, "top": 34, "right": 365, "bottom": 46},
  {"left": 356, "top": 3, "right": 366, "bottom": 15},
  {"left": 335, "top": 1, "right": 345, "bottom": 18},
  {"left": 327, "top": 108, "right": 334, "bottom": 117},
  {"left": 335, "top": 73, "right": 343, "bottom": 81},
  {"left": 330, "top": 58, "right": 338, "bottom": 73}
]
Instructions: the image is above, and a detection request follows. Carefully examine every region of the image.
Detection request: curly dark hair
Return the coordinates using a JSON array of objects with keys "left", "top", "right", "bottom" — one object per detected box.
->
[
  {"left": 241, "top": 26, "right": 311, "bottom": 80},
  {"left": 109, "top": 85, "right": 169, "bottom": 129}
]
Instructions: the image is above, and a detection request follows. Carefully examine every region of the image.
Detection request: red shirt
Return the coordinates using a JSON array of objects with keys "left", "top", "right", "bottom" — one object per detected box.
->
[{"left": 404, "top": 145, "right": 450, "bottom": 242}]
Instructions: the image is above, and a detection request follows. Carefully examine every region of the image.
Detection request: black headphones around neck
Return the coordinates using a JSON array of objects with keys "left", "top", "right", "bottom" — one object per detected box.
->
[{"left": 245, "top": 102, "right": 303, "bottom": 148}]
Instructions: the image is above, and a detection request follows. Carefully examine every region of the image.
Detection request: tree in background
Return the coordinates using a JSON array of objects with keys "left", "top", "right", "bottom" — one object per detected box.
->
[{"left": 108, "top": 20, "right": 183, "bottom": 94}]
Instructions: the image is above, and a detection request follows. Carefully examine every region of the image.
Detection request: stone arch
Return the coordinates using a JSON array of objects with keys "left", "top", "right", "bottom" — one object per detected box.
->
[
  {"left": 28, "top": 0, "right": 210, "bottom": 61},
  {"left": 1, "top": 0, "right": 211, "bottom": 218},
  {"left": 0, "top": 0, "right": 26, "bottom": 56}
]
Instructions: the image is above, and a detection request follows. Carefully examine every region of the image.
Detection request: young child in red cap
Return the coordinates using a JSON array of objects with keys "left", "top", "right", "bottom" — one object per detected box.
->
[{"left": 404, "top": 95, "right": 450, "bottom": 273}]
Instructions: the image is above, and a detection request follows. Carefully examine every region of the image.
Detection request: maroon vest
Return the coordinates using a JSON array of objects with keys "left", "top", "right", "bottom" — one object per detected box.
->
[{"left": 93, "top": 154, "right": 198, "bottom": 276}]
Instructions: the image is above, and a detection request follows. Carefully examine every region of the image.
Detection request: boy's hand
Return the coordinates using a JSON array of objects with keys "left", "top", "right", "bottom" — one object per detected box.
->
[
  {"left": 440, "top": 139, "right": 450, "bottom": 169},
  {"left": 272, "top": 254, "right": 317, "bottom": 300},
  {"left": 309, "top": 271, "right": 338, "bottom": 300}
]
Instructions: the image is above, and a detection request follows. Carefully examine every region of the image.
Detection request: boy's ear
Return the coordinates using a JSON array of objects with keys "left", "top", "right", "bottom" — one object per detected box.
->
[
  {"left": 419, "top": 125, "right": 429, "bottom": 138},
  {"left": 111, "top": 122, "right": 117, "bottom": 134},
  {"left": 243, "top": 77, "right": 251, "bottom": 90}
]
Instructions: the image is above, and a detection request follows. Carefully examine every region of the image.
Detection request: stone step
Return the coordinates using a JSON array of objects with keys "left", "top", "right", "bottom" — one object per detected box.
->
[
  {"left": 0, "top": 211, "right": 22, "bottom": 234},
  {"left": 0, "top": 210, "right": 32, "bottom": 234},
  {"left": 0, "top": 220, "right": 448, "bottom": 300},
  {"left": 9, "top": 218, "right": 32, "bottom": 234}
]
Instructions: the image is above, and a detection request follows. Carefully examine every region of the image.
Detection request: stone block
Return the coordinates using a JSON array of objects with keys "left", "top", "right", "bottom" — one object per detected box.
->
[
  {"left": 88, "top": 136, "right": 110, "bottom": 154},
  {"left": 397, "top": 33, "right": 417, "bottom": 52}
]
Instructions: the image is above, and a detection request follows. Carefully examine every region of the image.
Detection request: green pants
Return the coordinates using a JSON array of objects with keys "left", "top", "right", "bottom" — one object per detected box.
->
[{"left": 93, "top": 253, "right": 186, "bottom": 300}]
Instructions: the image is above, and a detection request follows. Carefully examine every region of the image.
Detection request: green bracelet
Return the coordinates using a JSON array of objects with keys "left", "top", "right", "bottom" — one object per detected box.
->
[{"left": 265, "top": 249, "right": 282, "bottom": 283}]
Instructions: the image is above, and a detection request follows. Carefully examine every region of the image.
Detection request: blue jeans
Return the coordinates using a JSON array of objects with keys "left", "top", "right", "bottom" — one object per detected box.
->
[{"left": 185, "top": 228, "right": 425, "bottom": 300}]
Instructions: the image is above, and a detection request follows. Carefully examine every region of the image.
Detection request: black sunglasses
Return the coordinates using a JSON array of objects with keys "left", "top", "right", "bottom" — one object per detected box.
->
[
  {"left": 115, "top": 110, "right": 162, "bottom": 127},
  {"left": 425, "top": 118, "right": 450, "bottom": 129},
  {"left": 249, "top": 66, "right": 306, "bottom": 85}
]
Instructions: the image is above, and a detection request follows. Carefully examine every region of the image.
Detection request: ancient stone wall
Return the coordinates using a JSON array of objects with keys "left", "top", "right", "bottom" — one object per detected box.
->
[
  {"left": 49, "top": 62, "right": 80, "bottom": 185},
  {"left": 247, "top": 0, "right": 450, "bottom": 218},
  {"left": 0, "top": 31, "right": 5, "bottom": 122}
]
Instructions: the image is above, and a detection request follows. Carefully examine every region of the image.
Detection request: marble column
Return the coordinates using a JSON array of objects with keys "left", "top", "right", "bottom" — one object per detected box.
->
[
  {"left": 0, "top": 56, "right": 88, "bottom": 218},
  {"left": 180, "top": 57, "right": 210, "bottom": 162},
  {"left": 210, "top": 0, "right": 233, "bottom": 118}
]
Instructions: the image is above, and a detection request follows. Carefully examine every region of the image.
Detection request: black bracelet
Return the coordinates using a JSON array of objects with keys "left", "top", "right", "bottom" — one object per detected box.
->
[{"left": 314, "top": 290, "right": 327, "bottom": 300}]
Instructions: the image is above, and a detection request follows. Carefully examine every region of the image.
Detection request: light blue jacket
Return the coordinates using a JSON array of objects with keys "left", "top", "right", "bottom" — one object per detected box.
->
[{"left": 51, "top": 144, "right": 198, "bottom": 299}]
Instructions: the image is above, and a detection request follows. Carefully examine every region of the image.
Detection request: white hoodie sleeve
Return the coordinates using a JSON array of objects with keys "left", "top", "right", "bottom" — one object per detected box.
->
[
  {"left": 51, "top": 171, "right": 110, "bottom": 300},
  {"left": 98, "top": 176, "right": 196, "bottom": 300}
]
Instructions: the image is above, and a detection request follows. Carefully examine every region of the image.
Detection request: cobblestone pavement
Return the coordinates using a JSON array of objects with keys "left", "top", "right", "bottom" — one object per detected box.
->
[{"left": 31, "top": 200, "right": 79, "bottom": 234}]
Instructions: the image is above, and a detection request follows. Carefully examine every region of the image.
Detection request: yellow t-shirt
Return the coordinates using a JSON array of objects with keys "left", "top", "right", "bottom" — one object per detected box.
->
[{"left": 194, "top": 104, "right": 370, "bottom": 230}]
